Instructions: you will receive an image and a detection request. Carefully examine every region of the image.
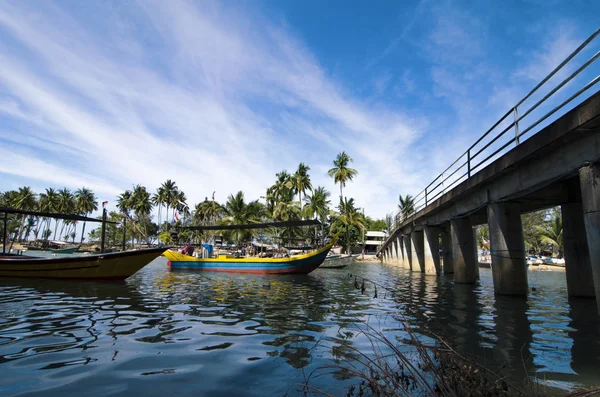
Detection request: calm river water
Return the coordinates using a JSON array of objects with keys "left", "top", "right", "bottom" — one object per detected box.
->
[{"left": 0, "top": 258, "right": 599, "bottom": 396}]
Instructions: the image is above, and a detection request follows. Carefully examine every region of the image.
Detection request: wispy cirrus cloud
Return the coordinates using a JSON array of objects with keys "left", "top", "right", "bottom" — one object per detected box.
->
[{"left": 0, "top": 0, "right": 422, "bottom": 217}]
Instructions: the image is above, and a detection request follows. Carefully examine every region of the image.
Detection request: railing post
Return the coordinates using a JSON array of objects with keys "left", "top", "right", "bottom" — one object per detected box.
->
[
  {"left": 467, "top": 150, "right": 471, "bottom": 178},
  {"left": 513, "top": 107, "right": 520, "bottom": 145},
  {"left": 425, "top": 188, "right": 428, "bottom": 206}
]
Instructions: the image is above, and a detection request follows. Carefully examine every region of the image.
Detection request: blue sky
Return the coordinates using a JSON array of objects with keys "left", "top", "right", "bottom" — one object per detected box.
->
[{"left": 0, "top": 0, "right": 598, "bottom": 218}]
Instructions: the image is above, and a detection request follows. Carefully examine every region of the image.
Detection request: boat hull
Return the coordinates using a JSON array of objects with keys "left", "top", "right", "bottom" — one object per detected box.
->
[
  {"left": 49, "top": 246, "right": 79, "bottom": 254},
  {"left": 164, "top": 242, "right": 334, "bottom": 275},
  {"left": 320, "top": 254, "right": 357, "bottom": 269},
  {"left": 0, "top": 248, "right": 166, "bottom": 280}
]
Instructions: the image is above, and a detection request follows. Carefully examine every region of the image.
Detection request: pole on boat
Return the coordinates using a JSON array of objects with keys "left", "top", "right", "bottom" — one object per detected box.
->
[
  {"left": 100, "top": 208, "right": 107, "bottom": 254},
  {"left": 2, "top": 212, "right": 7, "bottom": 255},
  {"left": 122, "top": 216, "right": 127, "bottom": 252}
]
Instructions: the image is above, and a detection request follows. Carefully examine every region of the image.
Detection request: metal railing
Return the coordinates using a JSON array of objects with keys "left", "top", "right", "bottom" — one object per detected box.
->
[{"left": 387, "top": 27, "right": 600, "bottom": 240}]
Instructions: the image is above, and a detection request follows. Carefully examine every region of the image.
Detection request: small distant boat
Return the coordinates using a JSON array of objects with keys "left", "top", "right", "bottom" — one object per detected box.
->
[
  {"left": 320, "top": 254, "right": 357, "bottom": 269},
  {"left": 49, "top": 245, "right": 80, "bottom": 254}
]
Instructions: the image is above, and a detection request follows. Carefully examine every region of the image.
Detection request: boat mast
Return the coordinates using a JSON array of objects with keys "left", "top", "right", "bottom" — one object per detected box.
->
[
  {"left": 100, "top": 208, "right": 107, "bottom": 253},
  {"left": 2, "top": 212, "right": 7, "bottom": 255}
]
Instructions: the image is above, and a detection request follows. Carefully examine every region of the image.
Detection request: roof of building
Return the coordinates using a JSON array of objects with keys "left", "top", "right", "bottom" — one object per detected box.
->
[{"left": 365, "top": 231, "right": 387, "bottom": 238}]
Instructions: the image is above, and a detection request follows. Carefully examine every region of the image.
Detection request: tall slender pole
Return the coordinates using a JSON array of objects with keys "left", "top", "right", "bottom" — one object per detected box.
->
[
  {"left": 2, "top": 212, "right": 7, "bottom": 255},
  {"left": 100, "top": 208, "right": 107, "bottom": 254},
  {"left": 122, "top": 216, "right": 127, "bottom": 252}
]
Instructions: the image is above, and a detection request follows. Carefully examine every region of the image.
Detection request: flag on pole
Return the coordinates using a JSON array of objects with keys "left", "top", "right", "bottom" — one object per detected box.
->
[
  {"left": 102, "top": 201, "right": 108, "bottom": 207},
  {"left": 173, "top": 211, "right": 179, "bottom": 223}
]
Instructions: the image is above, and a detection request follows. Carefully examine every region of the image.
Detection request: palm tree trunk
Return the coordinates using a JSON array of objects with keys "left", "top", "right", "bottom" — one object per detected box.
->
[
  {"left": 80, "top": 221, "right": 87, "bottom": 244},
  {"left": 340, "top": 185, "right": 343, "bottom": 201}
]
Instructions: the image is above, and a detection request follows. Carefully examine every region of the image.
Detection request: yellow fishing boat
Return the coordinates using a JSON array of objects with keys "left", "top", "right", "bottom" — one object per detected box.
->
[{"left": 1, "top": 206, "right": 164, "bottom": 280}]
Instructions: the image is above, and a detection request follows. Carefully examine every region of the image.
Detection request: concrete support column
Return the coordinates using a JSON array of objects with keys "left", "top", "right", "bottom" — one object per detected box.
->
[
  {"left": 488, "top": 202, "right": 528, "bottom": 296},
  {"left": 397, "top": 236, "right": 405, "bottom": 267},
  {"left": 393, "top": 238, "right": 400, "bottom": 265},
  {"left": 451, "top": 218, "right": 478, "bottom": 283},
  {"left": 579, "top": 163, "right": 600, "bottom": 315},
  {"left": 423, "top": 226, "right": 441, "bottom": 275},
  {"left": 411, "top": 230, "right": 425, "bottom": 272},
  {"left": 441, "top": 228, "right": 454, "bottom": 274},
  {"left": 403, "top": 235, "right": 412, "bottom": 270},
  {"left": 562, "top": 201, "right": 595, "bottom": 297}
]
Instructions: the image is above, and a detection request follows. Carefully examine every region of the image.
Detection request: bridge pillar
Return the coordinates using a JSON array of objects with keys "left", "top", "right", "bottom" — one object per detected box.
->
[
  {"left": 441, "top": 228, "right": 454, "bottom": 274},
  {"left": 390, "top": 239, "right": 398, "bottom": 265},
  {"left": 488, "top": 202, "right": 528, "bottom": 296},
  {"left": 562, "top": 201, "right": 595, "bottom": 298},
  {"left": 451, "top": 218, "right": 478, "bottom": 283},
  {"left": 411, "top": 230, "right": 425, "bottom": 272},
  {"left": 402, "top": 235, "right": 412, "bottom": 270},
  {"left": 579, "top": 163, "right": 600, "bottom": 315},
  {"left": 394, "top": 236, "right": 402, "bottom": 265},
  {"left": 424, "top": 226, "right": 441, "bottom": 275}
]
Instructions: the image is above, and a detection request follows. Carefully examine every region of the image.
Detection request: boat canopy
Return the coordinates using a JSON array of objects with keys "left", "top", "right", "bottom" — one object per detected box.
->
[
  {"left": 0, "top": 207, "right": 116, "bottom": 224},
  {"left": 179, "top": 219, "right": 321, "bottom": 231}
]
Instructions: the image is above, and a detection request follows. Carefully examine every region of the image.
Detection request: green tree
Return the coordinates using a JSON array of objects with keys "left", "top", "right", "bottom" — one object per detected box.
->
[
  {"left": 538, "top": 211, "right": 563, "bottom": 257},
  {"left": 290, "top": 163, "right": 313, "bottom": 207},
  {"left": 74, "top": 187, "right": 98, "bottom": 243},
  {"left": 328, "top": 151, "right": 358, "bottom": 200},
  {"left": 398, "top": 194, "right": 416, "bottom": 222},
  {"left": 222, "top": 191, "right": 264, "bottom": 245},
  {"left": 332, "top": 197, "right": 366, "bottom": 254},
  {"left": 303, "top": 186, "right": 331, "bottom": 223}
]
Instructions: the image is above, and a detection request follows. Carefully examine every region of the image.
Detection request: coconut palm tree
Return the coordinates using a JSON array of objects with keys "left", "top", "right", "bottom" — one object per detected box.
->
[
  {"left": 14, "top": 187, "right": 37, "bottom": 241},
  {"left": 303, "top": 186, "right": 331, "bottom": 223},
  {"left": 116, "top": 190, "right": 132, "bottom": 215},
  {"left": 332, "top": 197, "right": 367, "bottom": 254},
  {"left": 290, "top": 163, "right": 313, "bottom": 206},
  {"left": 152, "top": 186, "right": 167, "bottom": 229},
  {"left": 160, "top": 180, "right": 178, "bottom": 229},
  {"left": 398, "top": 194, "right": 416, "bottom": 221},
  {"left": 38, "top": 188, "right": 58, "bottom": 241},
  {"left": 74, "top": 187, "right": 98, "bottom": 243},
  {"left": 538, "top": 213, "right": 563, "bottom": 258},
  {"left": 222, "top": 191, "right": 263, "bottom": 245},
  {"left": 55, "top": 188, "right": 74, "bottom": 240},
  {"left": 328, "top": 151, "right": 358, "bottom": 200}
]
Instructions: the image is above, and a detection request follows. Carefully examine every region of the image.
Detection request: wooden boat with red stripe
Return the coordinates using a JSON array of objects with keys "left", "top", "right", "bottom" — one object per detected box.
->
[
  {"left": 0, "top": 247, "right": 165, "bottom": 280},
  {"left": 164, "top": 235, "right": 338, "bottom": 275}
]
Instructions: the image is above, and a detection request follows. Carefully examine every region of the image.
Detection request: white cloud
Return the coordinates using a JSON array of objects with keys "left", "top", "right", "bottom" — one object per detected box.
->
[{"left": 0, "top": 0, "right": 422, "bottom": 218}]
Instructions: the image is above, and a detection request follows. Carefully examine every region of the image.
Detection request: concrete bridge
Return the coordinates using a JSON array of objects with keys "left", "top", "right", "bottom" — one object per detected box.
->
[{"left": 378, "top": 29, "right": 600, "bottom": 314}]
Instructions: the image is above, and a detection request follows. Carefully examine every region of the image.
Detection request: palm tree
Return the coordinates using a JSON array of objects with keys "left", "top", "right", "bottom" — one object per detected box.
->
[
  {"left": 74, "top": 187, "right": 98, "bottom": 244},
  {"left": 290, "top": 163, "right": 313, "bottom": 206},
  {"left": 14, "top": 187, "right": 37, "bottom": 241},
  {"left": 161, "top": 180, "right": 178, "bottom": 229},
  {"left": 303, "top": 186, "right": 331, "bottom": 223},
  {"left": 538, "top": 213, "right": 563, "bottom": 258},
  {"left": 152, "top": 186, "right": 167, "bottom": 228},
  {"left": 130, "top": 185, "right": 152, "bottom": 245},
  {"left": 38, "top": 188, "right": 58, "bottom": 241},
  {"left": 398, "top": 194, "right": 416, "bottom": 221},
  {"left": 332, "top": 197, "right": 367, "bottom": 254},
  {"left": 54, "top": 188, "right": 74, "bottom": 240},
  {"left": 328, "top": 151, "right": 358, "bottom": 200},
  {"left": 222, "top": 191, "right": 263, "bottom": 245},
  {"left": 116, "top": 190, "right": 132, "bottom": 216}
]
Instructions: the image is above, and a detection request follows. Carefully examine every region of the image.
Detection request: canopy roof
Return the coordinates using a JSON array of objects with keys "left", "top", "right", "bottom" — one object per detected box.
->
[
  {"left": 0, "top": 207, "right": 117, "bottom": 224},
  {"left": 180, "top": 219, "right": 321, "bottom": 231}
]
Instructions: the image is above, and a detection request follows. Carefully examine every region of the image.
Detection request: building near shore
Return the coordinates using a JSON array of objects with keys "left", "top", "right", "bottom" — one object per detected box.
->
[{"left": 363, "top": 231, "right": 387, "bottom": 254}]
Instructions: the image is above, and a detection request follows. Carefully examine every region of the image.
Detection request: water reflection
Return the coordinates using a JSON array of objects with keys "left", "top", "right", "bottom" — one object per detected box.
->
[{"left": 0, "top": 261, "right": 598, "bottom": 396}]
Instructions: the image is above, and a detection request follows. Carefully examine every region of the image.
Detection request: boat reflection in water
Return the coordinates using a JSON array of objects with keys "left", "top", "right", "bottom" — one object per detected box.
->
[{"left": 0, "top": 261, "right": 598, "bottom": 396}]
